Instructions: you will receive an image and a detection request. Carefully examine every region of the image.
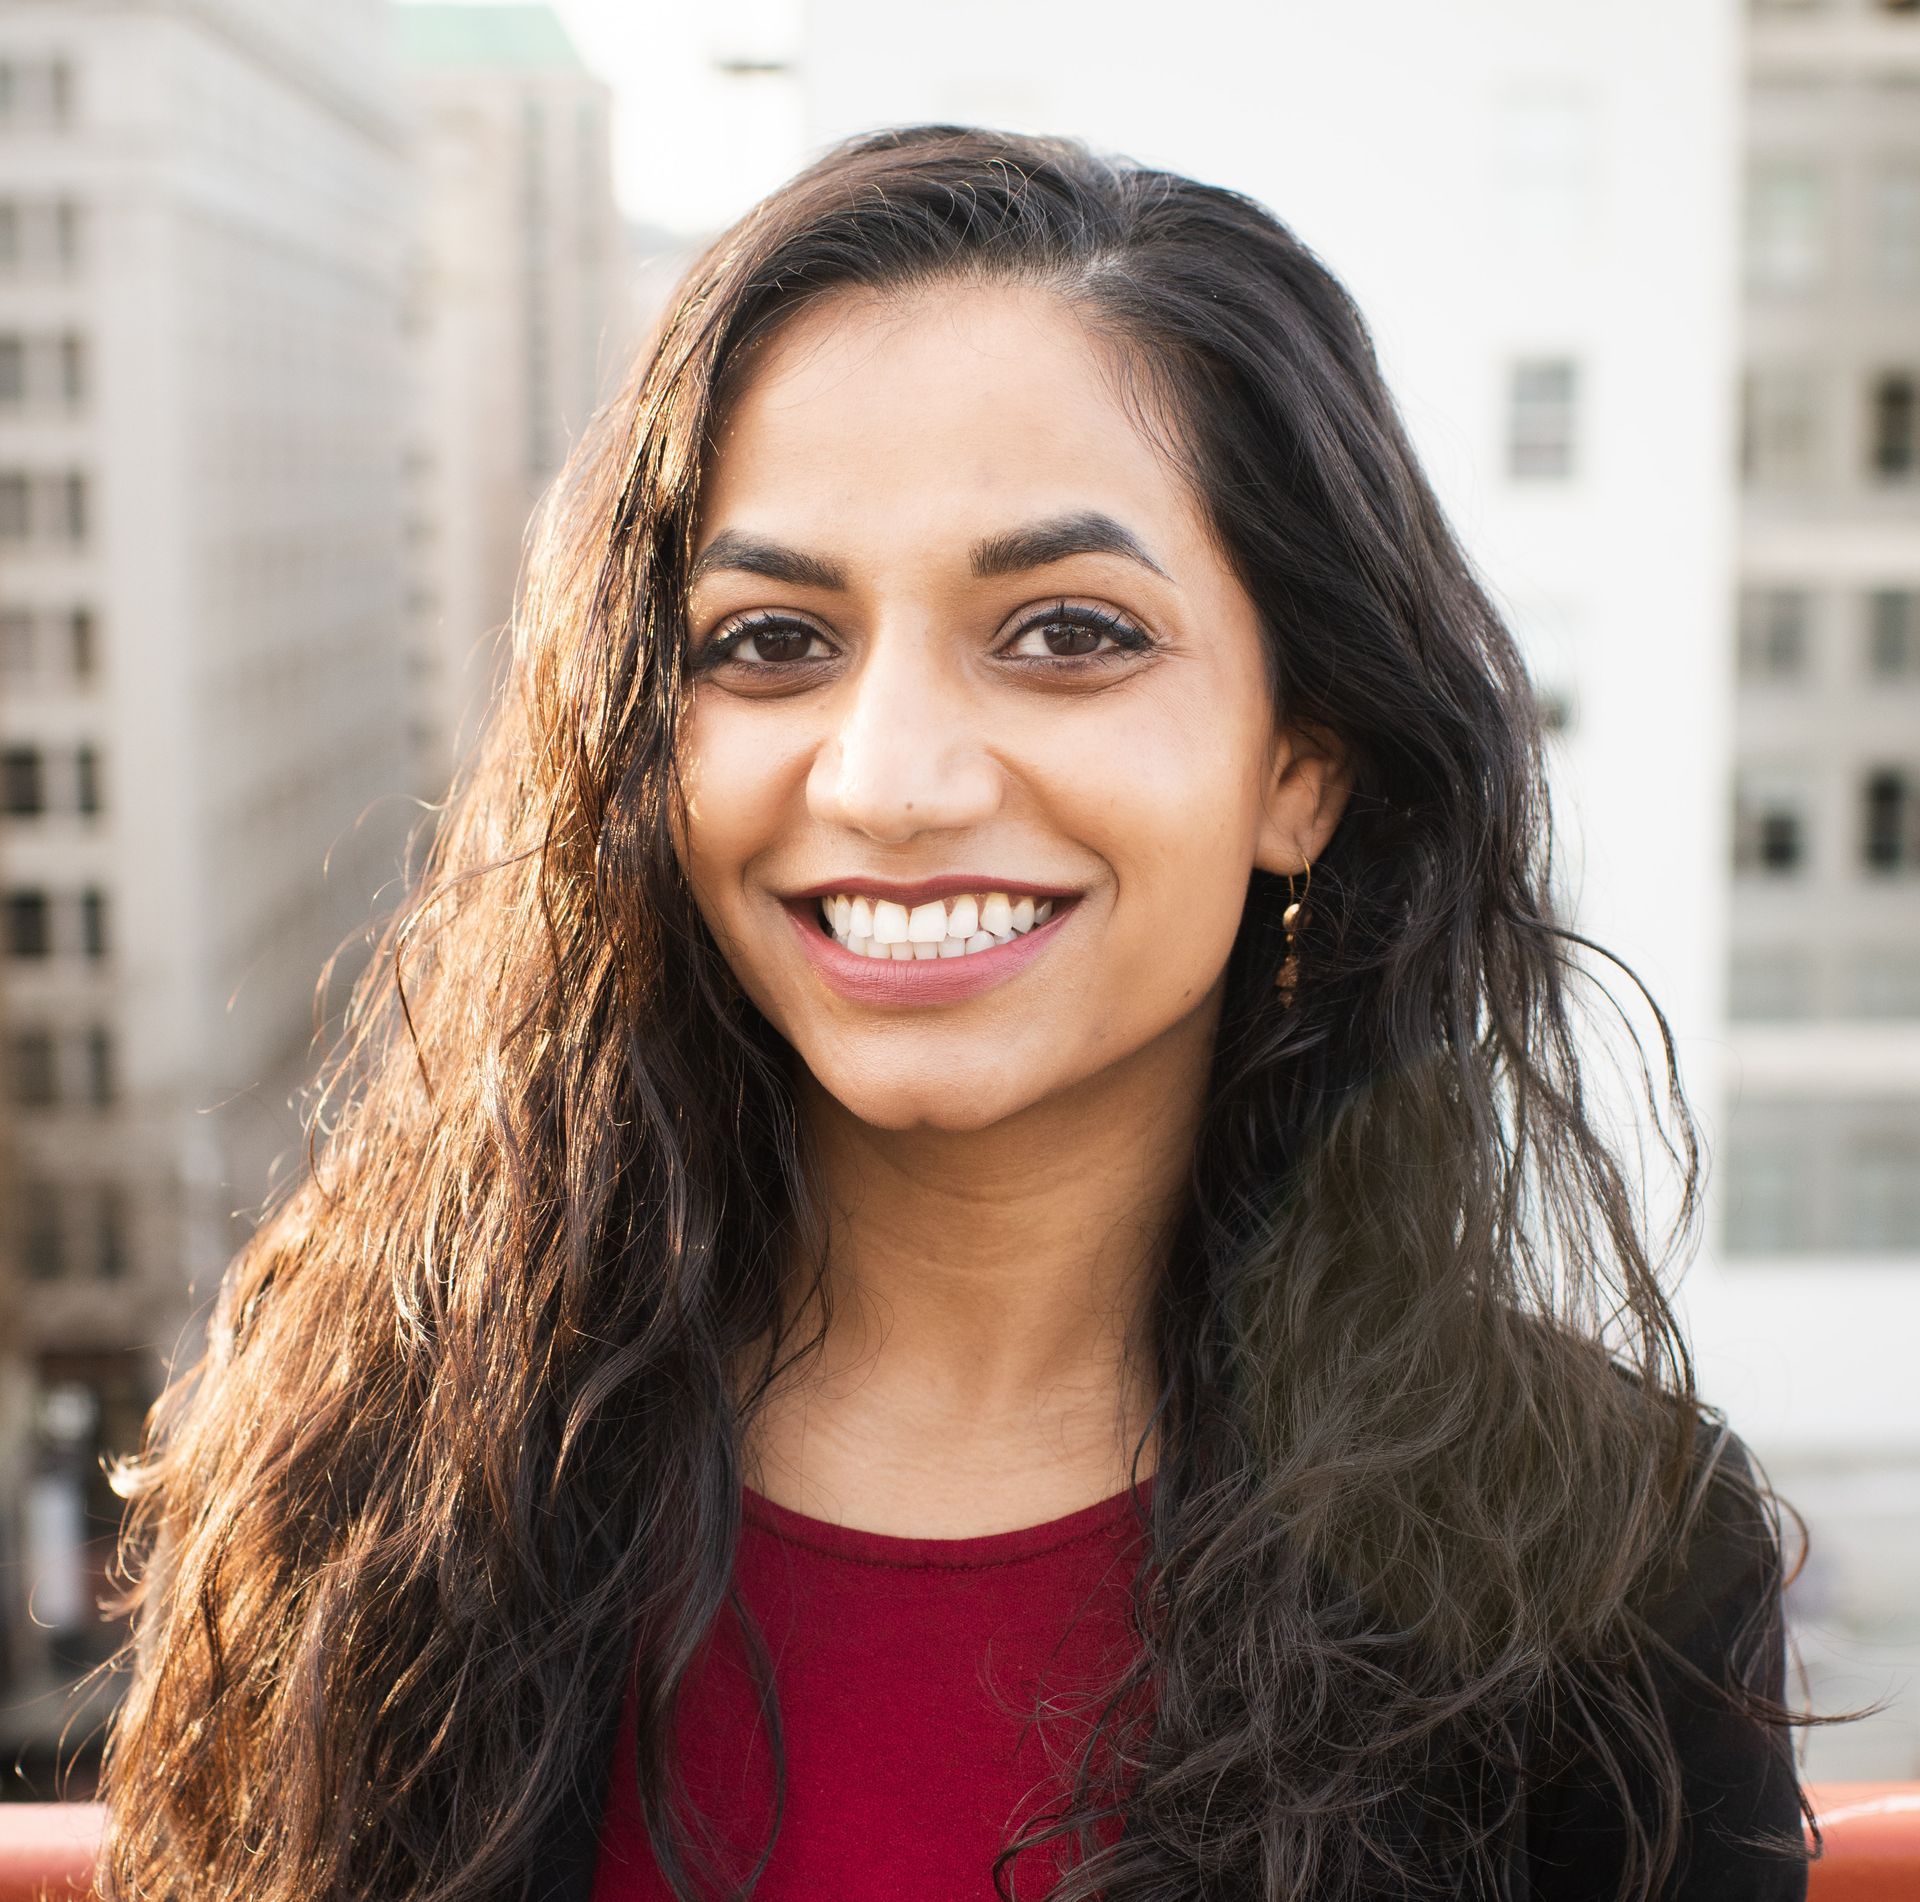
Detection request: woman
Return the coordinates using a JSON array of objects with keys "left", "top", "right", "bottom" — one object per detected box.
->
[{"left": 99, "top": 128, "right": 1810, "bottom": 1901}]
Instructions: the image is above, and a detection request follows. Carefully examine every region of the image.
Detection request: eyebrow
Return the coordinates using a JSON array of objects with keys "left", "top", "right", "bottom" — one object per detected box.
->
[
  {"left": 689, "top": 529, "right": 847, "bottom": 591},
  {"left": 969, "top": 510, "right": 1171, "bottom": 582},
  {"left": 688, "top": 509, "right": 1171, "bottom": 593}
]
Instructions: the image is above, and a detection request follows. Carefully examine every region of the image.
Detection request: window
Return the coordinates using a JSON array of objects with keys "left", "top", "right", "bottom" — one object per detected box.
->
[
  {"left": 8, "top": 1027, "right": 57, "bottom": 1107},
  {"left": 1738, "top": 587, "right": 1812, "bottom": 679},
  {"left": 1877, "top": 0, "right": 1920, "bottom": 14},
  {"left": 0, "top": 57, "right": 73, "bottom": 129},
  {"left": 1735, "top": 771, "right": 1810, "bottom": 874},
  {"left": 0, "top": 198, "right": 82, "bottom": 274},
  {"left": 1507, "top": 358, "right": 1579, "bottom": 480},
  {"left": 5, "top": 890, "right": 50, "bottom": 958},
  {"left": 59, "top": 470, "right": 86, "bottom": 541},
  {"left": 1862, "top": 767, "right": 1918, "bottom": 870},
  {"left": 1722, "top": 1101, "right": 1920, "bottom": 1255},
  {"left": 1724, "top": 1128, "right": 1810, "bottom": 1254},
  {"left": 74, "top": 743, "right": 100, "bottom": 816},
  {"left": 1842, "top": 1141, "right": 1920, "bottom": 1249},
  {"left": 1869, "top": 372, "right": 1918, "bottom": 478},
  {"left": 16, "top": 1183, "right": 124, "bottom": 1279},
  {"left": 68, "top": 606, "right": 94, "bottom": 678},
  {"left": 1741, "top": 366, "right": 1824, "bottom": 484},
  {"left": 1868, "top": 589, "right": 1920, "bottom": 675},
  {"left": 0, "top": 469, "right": 89, "bottom": 541},
  {"left": 1759, "top": 809, "right": 1803, "bottom": 871},
  {"left": 1871, "top": 164, "right": 1920, "bottom": 290},
  {"left": 83, "top": 1026, "right": 113, "bottom": 1108},
  {"left": 79, "top": 887, "right": 107, "bottom": 959},
  {"left": 1746, "top": 158, "right": 1826, "bottom": 291},
  {"left": 91, "top": 1188, "right": 126, "bottom": 1280},
  {"left": 20, "top": 1182, "right": 62, "bottom": 1281},
  {"left": 1, "top": 605, "right": 32, "bottom": 678},
  {"left": 0, "top": 334, "right": 83, "bottom": 407},
  {"left": 2, "top": 745, "right": 44, "bottom": 815}
]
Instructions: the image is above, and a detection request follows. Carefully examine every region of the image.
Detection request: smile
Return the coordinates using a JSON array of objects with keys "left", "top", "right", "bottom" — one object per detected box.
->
[
  {"left": 781, "top": 884, "right": 1080, "bottom": 1007},
  {"left": 816, "top": 890, "right": 1056, "bottom": 960}
]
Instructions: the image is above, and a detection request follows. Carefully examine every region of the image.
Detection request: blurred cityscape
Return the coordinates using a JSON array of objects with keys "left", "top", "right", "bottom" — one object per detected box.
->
[{"left": 0, "top": 0, "right": 1913, "bottom": 1793}]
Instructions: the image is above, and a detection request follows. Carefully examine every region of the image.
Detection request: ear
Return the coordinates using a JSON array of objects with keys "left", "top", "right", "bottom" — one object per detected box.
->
[{"left": 1252, "top": 719, "right": 1353, "bottom": 876}]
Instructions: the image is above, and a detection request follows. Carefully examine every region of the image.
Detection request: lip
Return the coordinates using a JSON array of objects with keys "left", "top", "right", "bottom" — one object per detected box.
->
[
  {"left": 782, "top": 893, "right": 1080, "bottom": 1007},
  {"left": 784, "top": 873, "right": 1080, "bottom": 906}
]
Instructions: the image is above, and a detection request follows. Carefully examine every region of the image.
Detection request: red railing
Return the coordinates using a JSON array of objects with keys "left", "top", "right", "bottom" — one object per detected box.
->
[
  {"left": 0, "top": 1785, "right": 1914, "bottom": 1898},
  {"left": 0, "top": 1804, "right": 94, "bottom": 1902}
]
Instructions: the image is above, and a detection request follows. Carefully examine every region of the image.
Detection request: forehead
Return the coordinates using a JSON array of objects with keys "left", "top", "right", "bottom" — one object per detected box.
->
[{"left": 698, "top": 282, "right": 1203, "bottom": 558}]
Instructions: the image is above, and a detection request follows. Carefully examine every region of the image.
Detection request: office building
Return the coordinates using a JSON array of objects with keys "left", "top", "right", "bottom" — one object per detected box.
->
[
  {"left": 0, "top": 0, "right": 413, "bottom": 1754},
  {"left": 1715, "top": 0, "right": 1920, "bottom": 1776},
  {"left": 395, "top": 3, "right": 627, "bottom": 791}
]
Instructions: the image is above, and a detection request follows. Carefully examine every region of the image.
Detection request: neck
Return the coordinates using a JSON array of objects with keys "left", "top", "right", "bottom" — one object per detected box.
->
[{"left": 743, "top": 1008, "right": 1215, "bottom": 1536}]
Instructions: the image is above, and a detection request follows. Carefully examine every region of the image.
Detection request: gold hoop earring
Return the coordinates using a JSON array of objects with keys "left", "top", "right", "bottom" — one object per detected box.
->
[{"left": 1275, "top": 860, "right": 1312, "bottom": 1006}]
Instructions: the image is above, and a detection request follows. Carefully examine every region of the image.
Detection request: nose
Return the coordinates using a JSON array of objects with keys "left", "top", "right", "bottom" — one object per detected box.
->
[{"left": 806, "top": 623, "right": 1002, "bottom": 844}]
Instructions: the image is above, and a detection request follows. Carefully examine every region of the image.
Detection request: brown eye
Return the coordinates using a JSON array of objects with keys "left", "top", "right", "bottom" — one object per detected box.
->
[
  {"left": 1001, "top": 602, "right": 1153, "bottom": 666},
  {"left": 1036, "top": 619, "right": 1104, "bottom": 657},
  {"left": 691, "top": 613, "right": 833, "bottom": 675},
  {"left": 746, "top": 623, "right": 816, "bottom": 663}
]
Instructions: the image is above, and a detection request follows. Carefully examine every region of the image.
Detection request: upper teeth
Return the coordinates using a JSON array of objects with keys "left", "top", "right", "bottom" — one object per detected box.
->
[{"left": 819, "top": 890, "right": 1057, "bottom": 959}]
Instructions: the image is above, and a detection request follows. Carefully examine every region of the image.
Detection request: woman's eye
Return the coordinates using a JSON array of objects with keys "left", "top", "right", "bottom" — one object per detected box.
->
[
  {"left": 1031, "top": 620, "right": 1105, "bottom": 657},
  {"left": 697, "top": 615, "right": 831, "bottom": 671},
  {"left": 1002, "top": 605, "right": 1152, "bottom": 664}
]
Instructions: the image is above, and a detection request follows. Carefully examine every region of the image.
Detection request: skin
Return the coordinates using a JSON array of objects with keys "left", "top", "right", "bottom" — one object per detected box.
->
[{"left": 676, "top": 283, "right": 1349, "bottom": 1536}]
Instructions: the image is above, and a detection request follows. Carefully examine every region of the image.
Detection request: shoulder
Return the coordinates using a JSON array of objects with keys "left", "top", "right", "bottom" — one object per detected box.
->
[
  {"left": 1524, "top": 1415, "right": 1811, "bottom": 1902},
  {"left": 1639, "top": 1420, "right": 1788, "bottom": 1689}
]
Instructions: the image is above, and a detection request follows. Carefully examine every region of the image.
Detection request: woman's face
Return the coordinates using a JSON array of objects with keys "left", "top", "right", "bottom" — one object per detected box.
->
[{"left": 676, "top": 282, "right": 1346, "bottom": 1132}]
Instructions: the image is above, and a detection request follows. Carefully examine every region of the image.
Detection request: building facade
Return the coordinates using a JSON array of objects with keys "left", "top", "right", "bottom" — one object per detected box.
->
[
  {"left": 0, "top": 0, "right": 413, "bottom": 1763},
  {"left": 394, "top": 3, "right": 628, "bottom": 795},
  {"left": 1729, "top": 0, "right": 1920, "bottom": 1257},
  {"left": 1713, "top": 0, "right": 1920, "bottom": 1777}
]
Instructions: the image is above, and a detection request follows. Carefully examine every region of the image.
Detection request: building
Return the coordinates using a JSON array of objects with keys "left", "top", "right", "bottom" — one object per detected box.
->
[
  {"left": 1711, "top": 0, "right": 1920, "bottom": 1777},
  {"left": 1729, "top": 0, "right": 1920, "bottom": 1258},
  {"left": 394, "top": 3, "right": 628, "bottom": 794},
  {"left": 0, "top": 0, "right": 414, "bottom": 1765}
]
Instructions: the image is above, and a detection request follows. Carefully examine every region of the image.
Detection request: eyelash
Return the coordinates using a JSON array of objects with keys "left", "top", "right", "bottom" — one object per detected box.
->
[{"left": 690, "top": 602, "right": 1155, "bottom": 678}]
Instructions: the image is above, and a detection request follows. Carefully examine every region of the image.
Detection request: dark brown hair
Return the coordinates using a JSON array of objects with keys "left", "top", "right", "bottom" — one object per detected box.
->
[{"left": 98, "top": 126, "right": 1804, "bottom": 1901}]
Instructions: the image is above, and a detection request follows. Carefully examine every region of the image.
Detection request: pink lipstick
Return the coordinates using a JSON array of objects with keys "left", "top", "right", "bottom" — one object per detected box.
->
[{"left": 782, "top": 894, "right": 1079, "bottom": 1007}]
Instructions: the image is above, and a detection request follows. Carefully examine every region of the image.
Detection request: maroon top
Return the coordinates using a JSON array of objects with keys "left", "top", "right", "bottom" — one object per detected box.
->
[{"left": 589, "top": 1480, "right": 1152, "bottom": 1901}]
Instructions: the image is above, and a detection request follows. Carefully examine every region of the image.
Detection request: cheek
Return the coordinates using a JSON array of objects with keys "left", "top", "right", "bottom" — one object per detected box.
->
[
  {"left": 675, "top": 698, "right": 802, "bottom": 902},
  {"left": 1057, "top": 688, "right": 1269, "bottom": 959}
]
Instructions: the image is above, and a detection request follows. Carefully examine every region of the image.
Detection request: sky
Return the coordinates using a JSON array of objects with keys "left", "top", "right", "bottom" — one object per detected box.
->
[{"left": 420, "top": 0, "right": 809, "bottom": 234}]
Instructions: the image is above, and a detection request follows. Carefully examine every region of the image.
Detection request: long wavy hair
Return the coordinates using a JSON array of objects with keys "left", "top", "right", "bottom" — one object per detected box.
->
[{"left": 99, "top": 127, "right": 1801, "bottom": 1901}]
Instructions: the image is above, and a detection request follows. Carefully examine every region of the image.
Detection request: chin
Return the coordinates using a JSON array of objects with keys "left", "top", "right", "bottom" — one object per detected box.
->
[
  {"left": 842, "top": 1088, "right": 1033, "bottom": 1135},
  {"left": 805, "top": 1057, "right": 1042, "bottom": 1135}
]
